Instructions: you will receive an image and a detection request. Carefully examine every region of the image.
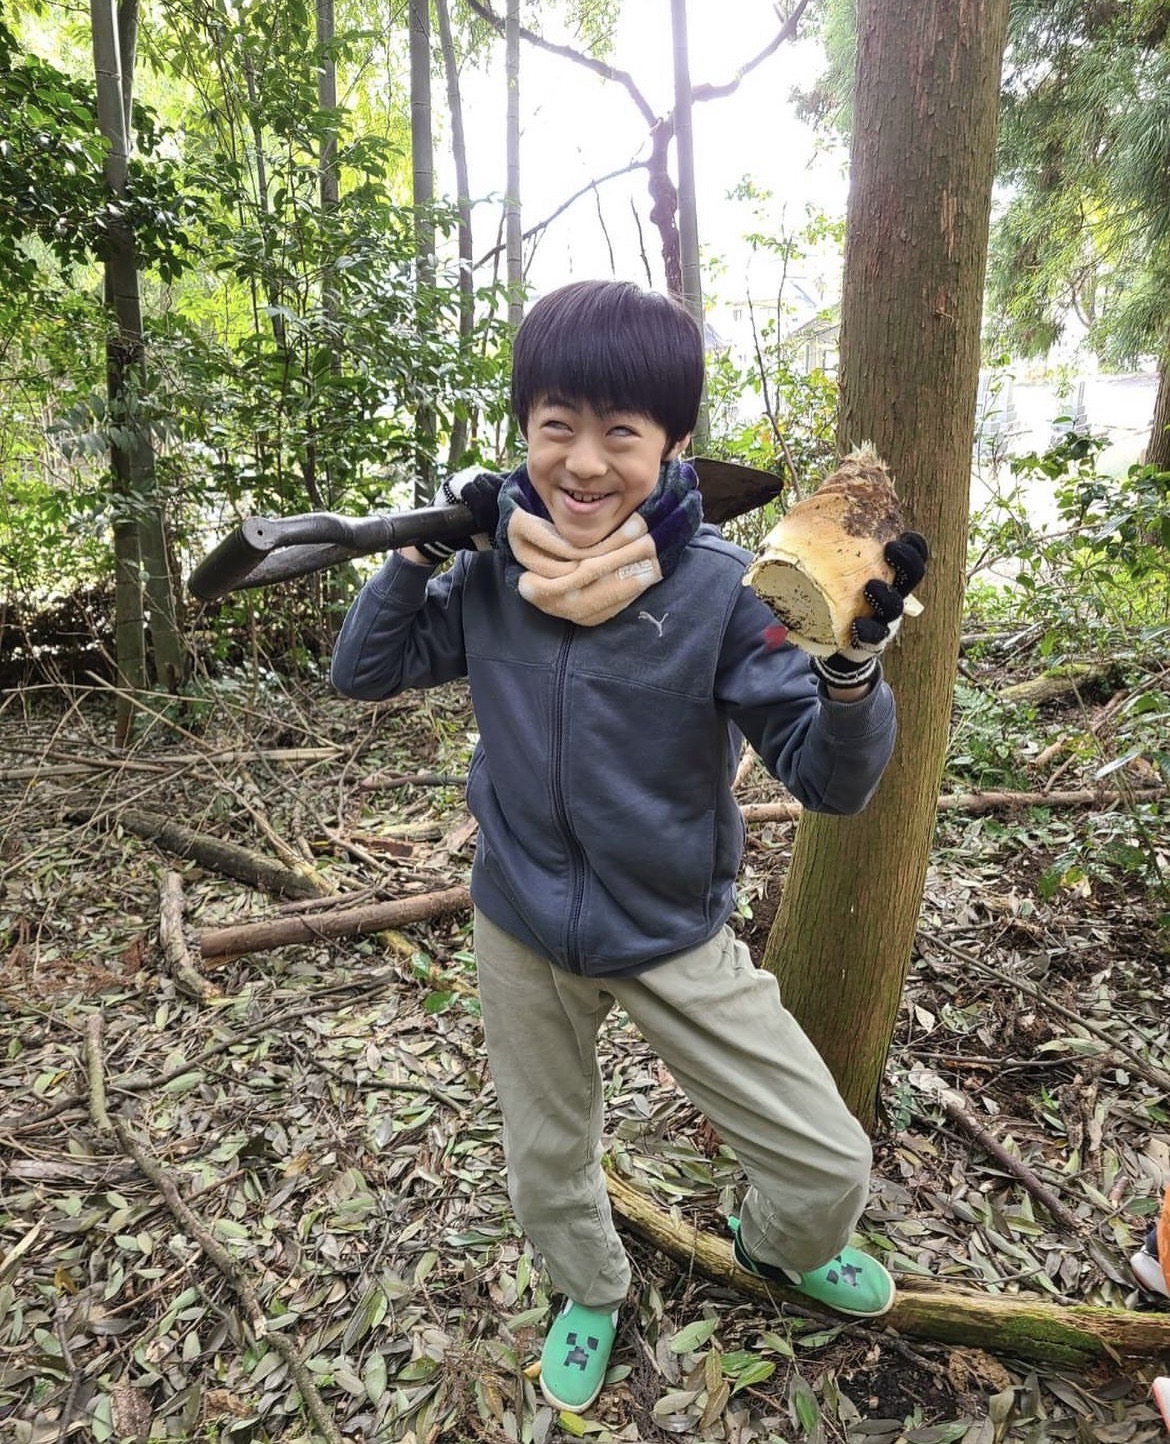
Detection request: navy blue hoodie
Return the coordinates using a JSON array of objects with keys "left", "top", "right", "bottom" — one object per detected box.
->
[{"left": 331, "top": 527, "right": 896, "bottom": 976}]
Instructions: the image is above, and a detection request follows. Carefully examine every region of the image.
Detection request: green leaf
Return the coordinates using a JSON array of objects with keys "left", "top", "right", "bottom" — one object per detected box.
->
[
  {"left": 669, "top": 1316, "right": 719, "bottom": 1353},
  {"left": 729, "top": 1358, "right": 776, "bottom": 1391},
  {"left": 790, "top": 1377, "right": 821, "bottom": 1434},
  {"left": 364, "top": 1352, "right": 388, "bottom": 1402},
  {"left": 91, "top": 1395, "right": 114, "bottom": 1442}
]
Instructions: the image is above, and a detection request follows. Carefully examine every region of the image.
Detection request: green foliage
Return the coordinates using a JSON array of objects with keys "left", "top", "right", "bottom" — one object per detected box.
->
[
  {"left": 0, "top": 18, "right": 200, "bottom": 287},
  {"left": 705, "top": 190, "right": 841, "bottom": 517},
  {"left": 957, "top": 430, "right": 1170, "bottom": 907},
  {"left": 947, "top": 682, "right": 1037, "bottom": 791},
  {"left": 988, "top": 0, "right": 1170, "bottom": 366},
  {"left": 969, "top": 431, "right": 1170, "bottom": 651},
  {"left": 0, "top": 2, "right": 516, "bottom": 622}
]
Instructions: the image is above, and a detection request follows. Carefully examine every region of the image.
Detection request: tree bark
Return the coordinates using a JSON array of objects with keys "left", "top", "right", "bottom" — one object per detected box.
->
[
  {"left": 1144, "top": 350, "right": 1170, "bottom": 472},
  {"left": 410, "top": 0, "right": 437, "bottom": 505},
  {"left": 316, "top": 0, "right": 339, "bottom": 215},
  {"left": 604, "top": 1171, "right": 1170, "bottom": 1367},
  {"left": 760, "top": 0, "right": 1012, "bottom": 1130},
  {"left": 315, "top": 0, "right": 342, "bottom": 512}
]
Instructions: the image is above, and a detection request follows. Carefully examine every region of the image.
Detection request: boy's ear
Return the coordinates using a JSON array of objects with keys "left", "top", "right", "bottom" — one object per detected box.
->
[{"left": 663, "top": 433, "right": 692, "bottom": 462}]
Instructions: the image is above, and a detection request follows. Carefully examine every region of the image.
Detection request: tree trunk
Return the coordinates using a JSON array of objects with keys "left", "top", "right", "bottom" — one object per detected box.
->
[
  {"left": 647, "top": 119, "right": 682, "bottom": 296},
  {"left": 315, "top": 0, "right": 341, "bottom": 510},
  {"left": 436, "top": 0, "right": 474, "bottom": 469},
  {"left": 91, "top": 0, "right": 184, "bottom": 733},
  {"left": 410, "top": 0, "right": 437, "bottom": 505},
  {"left": 505, "top": 0, "right": 523, "bottom": 331},
  {"left": 316, "top": 0, "right": 339, "bottom": 215},
  {"left": 669, "top": 0, "right": 710, "bottom": 450},
  {"left": 760, "top": 0, "right": 1012, "bottom": 1130},
  {"left": 1144, "top": 350, "right": 1170, "bottom": 472}
]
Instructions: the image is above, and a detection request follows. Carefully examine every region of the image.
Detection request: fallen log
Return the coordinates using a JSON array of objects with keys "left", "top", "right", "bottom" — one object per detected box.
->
[
  {"left": 999, "top": 663, "right": 1119, "bottom": 705},
  {"left": 73, "top": 806, "right": 327, "bottom": 900},
  {"left": 604, "top": 1171, "right": 1170, "bottom": 1367},
  {"left": 198, "top": 884, "right": 471, "bottom": 962},
  {"left": 741, "top": 786, "right": 1166, "bottom": 824}
]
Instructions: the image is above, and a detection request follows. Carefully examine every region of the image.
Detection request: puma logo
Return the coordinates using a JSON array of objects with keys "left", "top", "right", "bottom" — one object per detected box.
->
[{"left": 637, "top": 609, "right": 668, "bottom": 637}]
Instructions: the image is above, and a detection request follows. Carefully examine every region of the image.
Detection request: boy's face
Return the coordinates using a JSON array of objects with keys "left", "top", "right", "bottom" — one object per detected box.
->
[{"left": 523, "top": 398, "right": 688, "bottom": 550}]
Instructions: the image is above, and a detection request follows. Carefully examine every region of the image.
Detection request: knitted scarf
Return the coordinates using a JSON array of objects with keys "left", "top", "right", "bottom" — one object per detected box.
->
[{"left": 495, "top": 459, "right": 703, "bottom": 626}]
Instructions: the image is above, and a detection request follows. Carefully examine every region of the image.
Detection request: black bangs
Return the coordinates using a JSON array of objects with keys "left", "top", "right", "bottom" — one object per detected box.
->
[{"left": 511, "top": 281, "right": 704, "bottom": 446}]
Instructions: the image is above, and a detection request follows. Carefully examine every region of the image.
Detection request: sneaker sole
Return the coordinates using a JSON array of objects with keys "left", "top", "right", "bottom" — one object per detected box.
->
[
  {"left": 539, "top": 1373, "right": 604, "bottom": 1413},
  {"left": 803, "top": 1282, "right": 897, "bottom": 1319}
]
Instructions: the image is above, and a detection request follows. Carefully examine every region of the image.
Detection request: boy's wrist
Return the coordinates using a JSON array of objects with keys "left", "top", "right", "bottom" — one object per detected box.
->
[
  {"left": 825, "top": 680, "right": 873, "bottom": 703},
  {"left": 399, "top": 545, "right": 436, "bottom": 568}
]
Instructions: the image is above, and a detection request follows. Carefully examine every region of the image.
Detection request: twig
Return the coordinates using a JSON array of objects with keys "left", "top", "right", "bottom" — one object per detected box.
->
[
  {"left": 910, "top": 1070, "right": 1082, "bottom": 1232},
  {"left": 741, "top": 785, "right": 1167, "bottom": 824},
  {"left": 159, "top": 871, "right": 221, "bottom": 1001},
  {"left": 357, "top": 769, "right": 469, "bottom": 790},
  {"left": 84, "top": 1015, "right": 343, "bottom": 1444}
]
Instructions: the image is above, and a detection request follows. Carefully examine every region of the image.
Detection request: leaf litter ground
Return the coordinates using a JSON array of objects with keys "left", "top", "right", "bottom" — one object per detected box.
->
[{"left": 1, "top": 674, "right": 1168, "bottom": 1443}]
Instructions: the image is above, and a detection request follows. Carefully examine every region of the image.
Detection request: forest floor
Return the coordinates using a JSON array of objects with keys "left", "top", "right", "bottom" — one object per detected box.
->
[{"left": 1, "top": 660, "right": 1169, "bottom": 1444}]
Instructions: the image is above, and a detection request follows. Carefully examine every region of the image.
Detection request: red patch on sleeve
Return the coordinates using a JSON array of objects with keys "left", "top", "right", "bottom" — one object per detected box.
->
[{"left": 762, "top": 624, "right": 789, "bottom": 650}]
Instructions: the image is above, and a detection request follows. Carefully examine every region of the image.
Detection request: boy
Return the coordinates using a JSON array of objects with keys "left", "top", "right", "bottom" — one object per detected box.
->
[{"left": 332, "top": 280, "right": 926, "bottom": 1414}]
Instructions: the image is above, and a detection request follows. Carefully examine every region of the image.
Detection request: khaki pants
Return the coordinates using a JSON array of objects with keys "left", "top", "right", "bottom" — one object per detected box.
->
[{"left": 474, "top": 909, "right": 872, "bottom": 1309}]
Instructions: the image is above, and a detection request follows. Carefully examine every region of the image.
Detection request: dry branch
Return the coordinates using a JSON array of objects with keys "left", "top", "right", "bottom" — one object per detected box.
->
[
  {"left": 197, "top": 884, "right": 471, "bottom": 962},
  {"left": 159, "top": 870, "right": 220, "bottom": 1001},
  {"left": 84, "top": 1016, "right": 343, "bottom": 1444},
  {"left": 74, "top": 806, "right": 328, "bottom": 899},
  {"left": 604, "top": 1170, "right": 1170, "bottom": 1367},
  {"left": 910, "top": 1070, "right": 1081, "bottom": 1233},
  {"left": 357, "top": 770, "right": 468, "bottom": 790},
  {"left": 741, "top": 786, "right": 1167, "bottom": 824}
]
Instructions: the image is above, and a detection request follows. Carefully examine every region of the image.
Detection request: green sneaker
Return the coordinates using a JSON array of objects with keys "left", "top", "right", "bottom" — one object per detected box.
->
[
  {"left": 538, "top": 1300, "right": 618, "bottom": 1413},
  {"left": 729, "top": 1215, "right": 895, "bottom": 1318}
]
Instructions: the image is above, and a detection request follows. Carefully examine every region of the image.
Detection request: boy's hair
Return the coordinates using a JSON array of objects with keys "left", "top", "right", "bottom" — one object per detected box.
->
[{"left": 511, "top": 280, "right": 704, "bottom": 448}]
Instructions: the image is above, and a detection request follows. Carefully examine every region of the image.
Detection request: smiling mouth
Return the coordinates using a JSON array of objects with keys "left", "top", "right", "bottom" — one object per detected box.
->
[{"left": 564, "top": 488, "right": 611, "bottom": 504}]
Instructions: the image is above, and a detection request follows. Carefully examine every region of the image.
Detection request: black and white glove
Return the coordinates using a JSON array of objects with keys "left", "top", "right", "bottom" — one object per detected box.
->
[
  {"left": 413, "top": 466, "right": 503, "bottom": 566},
  {"left": 810, "top": 531, "right": 929, "bottom": 690}
]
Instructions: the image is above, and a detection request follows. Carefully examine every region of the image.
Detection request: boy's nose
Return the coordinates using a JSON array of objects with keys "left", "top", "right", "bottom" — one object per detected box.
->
[{"left": 565, "top": 439, "right": 607, "bottom": 480}]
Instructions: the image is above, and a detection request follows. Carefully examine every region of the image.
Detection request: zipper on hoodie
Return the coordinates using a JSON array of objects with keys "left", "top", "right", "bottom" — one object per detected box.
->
[{"left": 550, "top": 625, "right": 587, "bottom": 972}]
